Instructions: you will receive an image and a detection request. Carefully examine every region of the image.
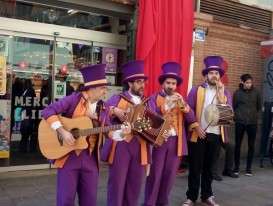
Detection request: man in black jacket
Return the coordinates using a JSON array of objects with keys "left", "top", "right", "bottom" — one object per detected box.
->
[{"left": 233, "top": 73, "right": 262, "bottom": 176}]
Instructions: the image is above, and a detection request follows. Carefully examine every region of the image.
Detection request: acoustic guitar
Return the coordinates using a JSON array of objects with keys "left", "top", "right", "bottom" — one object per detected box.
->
[{"left": 38, "top": 116, "right": 151, "bottom": 159}]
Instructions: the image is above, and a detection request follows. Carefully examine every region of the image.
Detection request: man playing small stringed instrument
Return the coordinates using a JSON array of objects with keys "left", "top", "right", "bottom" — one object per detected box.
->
[
  {"left": 142, "top": 62, "right": 198, "bottom": 206},
  {"left": 100, "top": 60, "right": 151, "bottom": 206},
  {"left": 42, "top": 64, "right": 131, "bottom": 206}
]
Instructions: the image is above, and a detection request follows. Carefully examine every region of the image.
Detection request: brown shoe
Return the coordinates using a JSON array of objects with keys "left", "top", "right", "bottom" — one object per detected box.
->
[
  {"left": 182, "top": 199, "right": 194, "bottom": 206},
  {"left": 201, "top": 197, "right": 219, "bottom": 206}
]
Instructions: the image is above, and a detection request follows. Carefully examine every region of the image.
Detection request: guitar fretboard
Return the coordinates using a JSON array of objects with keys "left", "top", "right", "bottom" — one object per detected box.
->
[{"left": 80, "top": 124, "right": 122, "bottom": 136}]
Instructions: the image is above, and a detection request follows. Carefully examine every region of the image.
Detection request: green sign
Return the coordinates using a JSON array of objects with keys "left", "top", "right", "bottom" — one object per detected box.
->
[
  {"left": 0, "top": 37, "right": 8, "bottom": 56},
  {"left": 54, "top": 82, "right": 66, "bottom": 99},
  {"left": 0, "top": 40, "right": 6, "bottom": 52}
]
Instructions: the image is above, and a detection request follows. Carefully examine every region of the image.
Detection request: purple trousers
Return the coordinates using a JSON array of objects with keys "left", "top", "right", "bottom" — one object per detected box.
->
[
  {"left": 107, "top": 137, "right": 145, "bottom": 206},
  {"left": 143, "top": 136, "right": 180, "bottom": 206},
  {"left": 57, "top": 149, "right": 99, "bottom": 206}
]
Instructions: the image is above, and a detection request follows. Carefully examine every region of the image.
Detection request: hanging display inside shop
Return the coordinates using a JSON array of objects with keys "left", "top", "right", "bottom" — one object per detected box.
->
[
  {"left": 0, "top": 56, "right": 7, "bottom": 95},
  {"left": 102, "top": 47, "right": 117, "bottom": 73},
  {"left": 0, "top": 100, "right": 11, "bottom": 158}
]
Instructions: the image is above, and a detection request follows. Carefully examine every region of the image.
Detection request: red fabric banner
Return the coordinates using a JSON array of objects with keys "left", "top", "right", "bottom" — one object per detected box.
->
[
  {"left": 221, "top": 60, "right": 228, "bottom": 85},
  {"left": 136, "top": 0, "right": 194, "bottom": 97},
  {"left": 260, "top": 38, "right": 273, "bottom": 59}
]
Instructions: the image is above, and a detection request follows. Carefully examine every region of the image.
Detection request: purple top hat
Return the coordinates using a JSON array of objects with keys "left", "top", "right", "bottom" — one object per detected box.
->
[
  {"left": 158, "top": 62, "right": 183, "bottom": 86},
  {"left": 202, "top": 56, "right": 225, "bottom": 77},
  {"left": 122, "top": 60, "right": 149, "bottom": 84},
  {"left": 79, "top": 64, "right": 110, "bottom": 91}
]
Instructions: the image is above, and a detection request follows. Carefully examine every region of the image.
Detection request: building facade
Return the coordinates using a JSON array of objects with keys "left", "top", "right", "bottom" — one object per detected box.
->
[
  {"left": 193, "top": 0, "right": 273, "bottom": 160},
  {"left": 0, "top": 0, "right": 272, "bottom": 171}
]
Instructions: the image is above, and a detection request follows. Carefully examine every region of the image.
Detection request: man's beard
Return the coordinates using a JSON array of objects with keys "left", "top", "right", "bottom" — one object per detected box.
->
[
  {"left": 131, "top": 88, "right": 143, "bottom": 96},
  {"left": 164, "top": 88, "right": 174, "bottom": 95}
]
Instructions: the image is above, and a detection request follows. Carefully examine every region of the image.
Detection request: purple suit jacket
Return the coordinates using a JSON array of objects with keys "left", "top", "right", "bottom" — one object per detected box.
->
[
  {"left": 42, "top": 92, "right": 111, "bottom": 166},
  {"left": 148, "top": 90, "right": 199, "bottom": 156},
  {"left": 101, "top": 91, "right": 151, "bottom": 164},
  {"left": 186, "top": 82, "right": 231, "bottom": 143}
]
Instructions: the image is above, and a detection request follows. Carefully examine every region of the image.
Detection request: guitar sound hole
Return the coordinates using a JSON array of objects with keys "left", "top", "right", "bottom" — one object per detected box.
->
[{"left": 71, "top": 128, "right": 80, "bottom": 139}]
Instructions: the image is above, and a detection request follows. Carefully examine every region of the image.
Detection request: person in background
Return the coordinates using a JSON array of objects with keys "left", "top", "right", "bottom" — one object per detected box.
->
[
  {"left": 57, "top": 72, "right": 75, "bottom": 96},
  {"left": 142, "top": 62, "right": 198, "bottom": 206},
  {"left": 42, "top": 64, "right": 131, "bottom": 206},
  {"left": 19, "top": 79, "right": 36, "bottom": 153},
  {"left": 212, "top": 142, "right": 238, "bottom": 181},
  {"left": 65, "top": 80, "right": 75, "bottom": 96},
  {"left": 233, "top": 73, "right": 262, "bottom": 177},
  {"left": 76, "top": 83, "right": 85, "bottom": 92},
  {"left": 270, "top": 117, "right": 273, "bottom": 139},
  {"left": 183, "top": 56, "right": 232, "bottom": 206},
  {"left": 11, "top": 77, "right": 23, "bottom": 133},
  {"left": 101, "top": 60, "right": 151, "bottom": 206},
  {"left": 40, "top": 77, "right": 52, "bottom": 106},
  {"left": 14, "top": 107, "right": 22, "bottom": 133}
]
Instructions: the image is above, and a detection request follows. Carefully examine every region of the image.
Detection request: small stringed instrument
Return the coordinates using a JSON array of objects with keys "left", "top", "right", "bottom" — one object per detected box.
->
[{"left": 38, "top": 116, "right": 151, "bottom": 159}]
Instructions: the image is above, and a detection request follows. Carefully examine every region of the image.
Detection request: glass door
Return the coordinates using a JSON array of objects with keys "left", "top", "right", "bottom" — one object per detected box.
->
[
  {"left": 9, "top": 35, "right": 95, "bottom": 167},
  {"left": 9, "top": 36, "right": 52, "bottom": 166}
]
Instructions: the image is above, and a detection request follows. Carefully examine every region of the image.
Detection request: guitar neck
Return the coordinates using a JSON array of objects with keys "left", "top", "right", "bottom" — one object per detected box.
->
[{"left": 80, "top": 124, "right": 122, "bottom": 136}]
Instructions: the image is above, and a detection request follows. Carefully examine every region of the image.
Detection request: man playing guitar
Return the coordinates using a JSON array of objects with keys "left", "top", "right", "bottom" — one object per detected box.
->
[{"left": 42, "top": 64, "right": 131, "bottom": 206}]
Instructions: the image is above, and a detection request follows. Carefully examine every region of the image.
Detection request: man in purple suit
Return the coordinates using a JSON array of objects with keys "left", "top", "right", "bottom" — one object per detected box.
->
[
  {"left": 142, "top": 62, "right": 198, "bottom": 206},
  {"left": 42, "top": 64, "right": 131, "bottom": 206},
  {"left": 182, "top": 56, "right": 232, "bottom": 206},
  {"left": 101, "top": 60, "right": 151, "bottom": 206}
]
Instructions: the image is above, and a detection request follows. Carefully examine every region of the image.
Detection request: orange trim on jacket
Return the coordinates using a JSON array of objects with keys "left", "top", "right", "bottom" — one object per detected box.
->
[
  {"left": 156, "top": 95, "right": 185, "bottom": 156},
  {"left": 107, "top": 96, "right": 148, "bottom": 165},
  {"left": 188, "top": 86, "right": 227, "bottom": 143}
]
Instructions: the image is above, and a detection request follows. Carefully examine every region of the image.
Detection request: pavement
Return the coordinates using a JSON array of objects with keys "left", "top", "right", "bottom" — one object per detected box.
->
[{"left": 0, "top": 157, "right": 273, "bottom": 206}]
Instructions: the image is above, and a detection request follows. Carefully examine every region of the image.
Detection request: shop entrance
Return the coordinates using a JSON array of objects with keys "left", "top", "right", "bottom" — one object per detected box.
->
[
  {"left": 0, "top": 33, "right": 123, "bottom": 170},
  {"left": 9, "top": 35, "right": 97, "bottom": 167}
]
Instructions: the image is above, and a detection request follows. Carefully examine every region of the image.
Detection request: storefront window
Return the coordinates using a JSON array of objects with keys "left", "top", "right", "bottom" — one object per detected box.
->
[
  {"left": 54, "top": 42, "right": 93, "bottom": 98},
  {"left": 0, "top": 36, "right": 13, "bottom": 167},
  {"left": 0, "top": 0, "right": 130, "bottom": 34},
  {"left": 3, "top": 34, "right": 125, "bottom": 167}
]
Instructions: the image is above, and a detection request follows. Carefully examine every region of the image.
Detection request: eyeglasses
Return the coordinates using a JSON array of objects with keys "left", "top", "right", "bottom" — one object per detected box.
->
[{"left": 133, "top": 80, "right": 146, "bottom": 85}]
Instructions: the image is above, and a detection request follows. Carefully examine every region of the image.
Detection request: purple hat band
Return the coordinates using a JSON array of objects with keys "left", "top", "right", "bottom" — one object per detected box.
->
[
  {"left": 158, "top": 62, "right": 183, "bottom": 86},
  {"left": 79, "top": 64, "right": 110, "bottom": 91},
  {"left": 202, "top": 56, "right": 225, "bottom": 77},
  {"left": 122, "top": 73, "right": 148, "bottom": 83},
  {"left": 121, "top": 60, "right": 149, "bottom": 83}
]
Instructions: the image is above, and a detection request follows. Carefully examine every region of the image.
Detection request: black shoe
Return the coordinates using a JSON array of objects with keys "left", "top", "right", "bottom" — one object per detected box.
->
[
  {"left": 222, "top": 169, "right": 239, "bottom": 178},
  {"left": 212, "top": 174, "right": 222, "bottom": 181},
  {"left": 232, "top": 167, "right": 240, "bottom": 175},
  {"left": 245, "top": 168, "right": 252, "bottom": 176}
]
